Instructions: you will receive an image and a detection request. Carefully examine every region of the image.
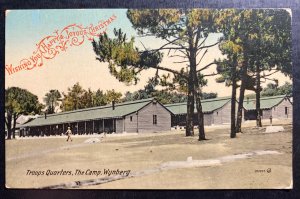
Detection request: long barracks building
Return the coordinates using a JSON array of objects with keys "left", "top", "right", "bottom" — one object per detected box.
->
[
  {"left": 165, "top": 96, "right": 238, "bottom": 126},
  {"left": 19, "top": 95, "right": 292, "bottom": 136},
  {"left": 20, "top": 98, "right": 171, "bottom": 136},
  {"left": 243, "top": 95, "right": 292, "bottom": 120}
]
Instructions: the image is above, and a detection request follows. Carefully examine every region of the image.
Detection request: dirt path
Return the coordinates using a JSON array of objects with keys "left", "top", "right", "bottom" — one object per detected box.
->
[
  {"left": 5, "top": 122, "right": 292, "bottom": 189},
  {"left": 40, "top": 150, "right": 282, "bottom": 189}
]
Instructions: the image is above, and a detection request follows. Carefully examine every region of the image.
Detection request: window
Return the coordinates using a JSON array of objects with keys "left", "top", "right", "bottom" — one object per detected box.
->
[
  {"left": 130, "top": 116, "right": 133, "bottom": 122},
  {"left": 153, "top": 115, "right": 157, "bottom": 125},
  {"left": 285, "top": 107, "right": 288, "bottom": 115}
]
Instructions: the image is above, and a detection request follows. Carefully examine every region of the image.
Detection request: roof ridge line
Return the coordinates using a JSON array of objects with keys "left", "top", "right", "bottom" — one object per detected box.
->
[
  {"left": 165, "top": 97, "right": 231, "bottom": 107},
  {"left": 244, "top": 95, "right": 287, "bottom": 101},
  {"left": 40, "top": 98, "right": 154, "bottom": 118}
]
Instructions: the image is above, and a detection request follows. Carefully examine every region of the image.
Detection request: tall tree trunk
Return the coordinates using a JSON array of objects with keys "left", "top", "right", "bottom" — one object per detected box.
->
[
  {"left": 231, "top": 79, "right": 237, "bottom": 138},
  {"left": 230, "top": 56, "right": 237, "bottom": 138},
  {"left": 236, "top": 50, "right": 248, "bottom": 133},
  {"left": 255, "top": 22, "right": 263, "bottom": 128},
  {"left": 6, "top": 114, "right": 12, "bottom": 140},
  {"left": 189, "top": 46, "right": 206, "bottom": 140},
  {"left": 13, "top": 114, "right": 17, "bottom": 139},
  {"left": 186, "top": 71, "right": 194, "bottom": 136},
  {"left": 236, "top": 85, "right": 245, "bottom": 133},
  {"left": 256, "top": 63, "right": 262, "bottom": 127},
  {"left": 193, "top": 74, "right": 206, "bottom": 141},
  {"left": 185, "top": 16, "right": 195, "bottom": 137}
]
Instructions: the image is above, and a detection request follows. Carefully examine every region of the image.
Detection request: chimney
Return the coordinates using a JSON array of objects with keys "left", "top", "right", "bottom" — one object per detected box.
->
[
  {"left": 112, "top": 100, "right": 115, "bottom": 110},
  {"left": 44, "top": 113, "right": 47, "bottom": 119},
  {"left": 247, "top": 97, "right": 249, "bottom": 104}
]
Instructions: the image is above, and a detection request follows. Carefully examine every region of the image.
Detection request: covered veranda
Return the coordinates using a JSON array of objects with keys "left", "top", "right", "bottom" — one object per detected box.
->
[{"left": 21, "top": 118, "right": 118, "bottom": 137}]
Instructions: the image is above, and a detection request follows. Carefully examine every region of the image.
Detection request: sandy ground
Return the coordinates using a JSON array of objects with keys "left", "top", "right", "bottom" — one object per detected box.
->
[{"left": 5, "top": 119, "right": 292, "bottom": 189}]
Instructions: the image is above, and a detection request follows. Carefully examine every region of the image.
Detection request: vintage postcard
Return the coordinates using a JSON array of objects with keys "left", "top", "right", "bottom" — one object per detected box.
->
[{"left": 5, "top": 9, "right": 293, "bottom": 189}]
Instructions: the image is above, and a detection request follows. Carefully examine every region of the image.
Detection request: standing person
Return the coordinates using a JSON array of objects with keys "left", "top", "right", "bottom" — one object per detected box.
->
[{"left": 66, "top": 127, "right": 73, "bottom": 142}]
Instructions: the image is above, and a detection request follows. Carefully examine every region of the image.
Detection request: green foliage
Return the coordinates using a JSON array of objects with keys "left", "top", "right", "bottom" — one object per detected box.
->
[
  {"left": 152, "top": 90, "right": 187, "bottom": 104},
  {"left": 61, "top": 82, "right": 85, "bottom": 111},
  {"left": 92, "top": 9, "right": 220, "bottom": 88},
  {"left": 105, "top": 89, "right": 122, "bottom": 103},
  {"left": 219, "top": 40, "right": 242, "bottom": 55},
  {"left": 122, "top": 78, "right": 186, "bottom": 104},
  {"left": 5, "top": 87, "right": 43, "bottom": 116},
  {"left": 159, "top": 68, "right": 188, "bottom": 93},
  {"left": 81, "top": 88, "right": 94, "bottom": 109},
  {"left": 43, "top": 90, "right": 61, "bottom": 114},
  {"left": 93, "top": 89, "right": 107, "bottom": 106},
  {"left": 123, "top": 89, "right": 187, "bottom": 104},
  {"left": 215, "top": 58, "right": 237, "bottom": 84},
  {"left": 214, "top": 9, "right": 251, "bottom": 86},
  {"left": 215, "top": 76, "right": 226, "bottom": 83},
  {"left": 245, "top": 93, "right": 256, "bottom": 99},
  {"left": 158, "top": 68, "right": 208, "bottom": 94},
  {"left": 61, "top": 83, "right": 122, "bottom": 111},
  {"left": 92, "top": 28, "right": 163, "bottom": 85},
  {"left": 261, "top": 82, "right": 292, "bottom": 97},
  {"left": 122, "top": 80, "right": 217, "bottom": 104},
  {"left": 127, "top": 9, "right": 217, "bottom": 39},
  {"left": 245, "top": 82, "right": 292, "bottom": 99},
  {"left": 5, "top": 87, "right": 43, "bottom": 139},
  {"left": 92, "top": 9, "right": 235, "bottom": 138},
  {"left": 246, "top": 9, "right": 292, "bottom": 76},
  {"left": 127, "top": 9, "right": 182, "bottom": 39},
  {"left": 201, "top": 92, "right": 218, "bottom": 99},
  {"left": 92, "top": 29, "right": 139, "bottom": 85},
  {"left": 215, "top": 9, "right": 292, "bottom": 85}
]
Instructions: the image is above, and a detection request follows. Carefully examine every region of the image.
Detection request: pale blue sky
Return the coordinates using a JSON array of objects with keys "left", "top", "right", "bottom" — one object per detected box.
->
[
  {"left": 5, "top": 9, "right": 136, "bottom": 57},
  {"left": 5, "top": 9, "right": 291, "bottom": 102}
]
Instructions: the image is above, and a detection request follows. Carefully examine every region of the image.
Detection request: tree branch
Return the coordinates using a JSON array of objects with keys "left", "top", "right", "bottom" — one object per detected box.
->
[
  {"left": 173, "top": 49, "right": 188, "bottom": 57},
  {"left": 137, "top": 33, "right": 157, "bottom": 37},
  {"left": 153, "top": 65, "right": 188, "bottom": 80},
  {"left": 149, "top": 37, "right": 182, "bottom": 53},
  {"left": 196, "top": 48, "right": 204, "bottom": 57},
  {"left": 196, "top": 49, "right": 208, "bottom": 66},
  {"left": 262, "top": 77, "right": 278, "bottom": 82},
  {"left": 249, "top": 70, "right": 279, "bottom": 78},
  {"left": 173, "top": 60, "right": 190, "bottom": 64},
  {"left": 169, "top": 54, "right": 187, "bottom": 59},
  {"left": 195, "top": 28, "right": 202, "bottom": 48},
  {"left": 165, "top": 37, "right": 189, "bottom": 50},
  {"left": 198, "top": 41, "right": 220, "bottom": 50},
  {"left": 197, "top": 62, "right": 216, "bottom": 72},
  {"left": 139, "top": 41, "right": 147, "bottom": 50},
  {"left": 203, "top": 73, "right": 218, "bottom": 77},
  {"left": 197, "top": 36, "right": 208, "bottom": 49},
  {"left": 262, "top": 70, "right": 279, "bottom": 77},
  {"left": 166, "top": 47, "right": 188, "bottom": 50}
]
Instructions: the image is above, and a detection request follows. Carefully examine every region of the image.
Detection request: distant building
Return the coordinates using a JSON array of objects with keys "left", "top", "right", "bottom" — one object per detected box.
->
[
  {"left": 19, "top": 95, "right": 293, "bottom": 137},
  {"left": 243, "top": 95, "right": 293, "bottom": 120},
  {"left": 20, "top": 98, "right": 171, "bottom": 136},
  {"left": 165, "top": 97, "right": 238, "bottom": 127}
]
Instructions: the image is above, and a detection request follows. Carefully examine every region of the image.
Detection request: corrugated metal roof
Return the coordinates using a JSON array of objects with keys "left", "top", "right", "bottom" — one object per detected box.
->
[
  {"left": 19, "top": 95, "right": 290, "bottom": 128},
  {"left": 165, "top": 97, "right": 232, "bottom": 115},
  {"left": 22, "top": 98, "right": 154, "bottom": 127},
  {"left": 243, "top": 95, "right": 287, "bottom": 110}
]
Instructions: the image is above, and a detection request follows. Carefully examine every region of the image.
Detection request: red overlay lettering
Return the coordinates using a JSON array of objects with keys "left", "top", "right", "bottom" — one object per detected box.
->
[{"left": 6, "top": 14, "right": 117, "bottom": 76}]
